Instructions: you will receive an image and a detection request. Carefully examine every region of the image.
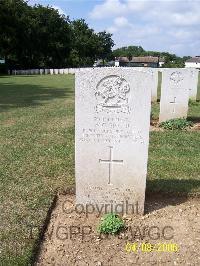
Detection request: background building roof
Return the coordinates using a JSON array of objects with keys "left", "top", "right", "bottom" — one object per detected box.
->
[
  {"left": 186, "top": 57, "right": 200, "bottom": 63},
  {"left": 116, "top": 56, "right": 165, "bottom": 63}
]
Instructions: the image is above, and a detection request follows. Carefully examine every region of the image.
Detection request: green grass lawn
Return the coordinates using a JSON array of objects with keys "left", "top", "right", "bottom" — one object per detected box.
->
[{"left": 0, "top": 74, "right": 200, "bottom": 265}]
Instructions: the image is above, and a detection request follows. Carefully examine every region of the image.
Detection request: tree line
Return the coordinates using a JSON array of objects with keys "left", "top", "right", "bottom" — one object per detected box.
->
[
  {"left": 0, "top": 0, "right": 114, "bottom": 70},
  {"left": 113, "top": 46, "right": 191, "bottom": 68},
  {"left": 0, "top": 1, "right": 191, "bottom": 71}
]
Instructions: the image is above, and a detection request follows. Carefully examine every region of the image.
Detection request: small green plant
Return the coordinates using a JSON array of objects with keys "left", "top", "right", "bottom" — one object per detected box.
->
[
  {"left": 159, "top": 118, "right": 193, "bottom": 130},
  {"left": 189, "top": 99, "right": 199, "bottom": 106},
  {"left": 97, "top": 213, "right": 125, "bottom": 234}
]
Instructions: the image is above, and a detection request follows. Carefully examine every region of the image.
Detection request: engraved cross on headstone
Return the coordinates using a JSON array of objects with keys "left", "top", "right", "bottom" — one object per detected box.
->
[
  {"left": 170, "top": 96, "right": 178, "bottom": 114},
  {"left": 99, "top": 146, "right": 123, "bottom": 185}
]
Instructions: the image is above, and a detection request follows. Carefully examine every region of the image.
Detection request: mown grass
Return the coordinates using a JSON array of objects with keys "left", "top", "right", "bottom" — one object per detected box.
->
[
  {"left": 0, "top": 75, "right": 75, "bottom": 265},
  {"left": 0, "top": 74, "right": 200, "bottom": 265}
]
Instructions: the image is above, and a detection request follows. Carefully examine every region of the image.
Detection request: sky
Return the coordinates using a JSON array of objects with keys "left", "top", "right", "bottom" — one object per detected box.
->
[{"left": 29, "top": 0, "right": 200, "bottom": 57}]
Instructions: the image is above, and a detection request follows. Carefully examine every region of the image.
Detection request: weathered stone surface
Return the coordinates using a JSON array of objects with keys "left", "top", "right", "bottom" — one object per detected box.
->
[
  {"left": 75, "top": 68, "right": 152, "bottom": 214},
  {"left": 159, "top": 69, "right": 190, "bottom": 122}
]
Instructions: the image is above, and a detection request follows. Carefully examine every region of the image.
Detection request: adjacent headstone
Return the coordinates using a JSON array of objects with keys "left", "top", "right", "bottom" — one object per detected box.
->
[
  {"left": 75, "top": 68, "right": 152, "bottom": 215},
  {"left": 45, "top": 69, "right": 50, "bottom": 75},
  {"left": 50, "top": 69, "right": 54, "bottom": 75},
  {"left": 59, "top": 69, "right": 64, "bottom": 74},
  {"left": 159, "top": 69, "right": 190, "bottom": 122},
  {"left": 75, "top": 68, "right": 80, "bottom": 74},
  {"left": 54, "top": 69, "right": 58, "bottom": 75},
  {"left": 149, "top": 68, "right": 158, "bottom": 102},
  {"left": 133, "top": 67, "right": 158, "bottom": 102},
  {"left": 188, "top": 68, "right": 199, "bottom": 100},
  {"left": 69, "top": 68, "right": 75, "bottom": 74},
  {"left": 64, "top": 68, "right": 69, "bottom": 74},
  {"left": 40, "top": 69, "right": 44, "bottom": 75}
]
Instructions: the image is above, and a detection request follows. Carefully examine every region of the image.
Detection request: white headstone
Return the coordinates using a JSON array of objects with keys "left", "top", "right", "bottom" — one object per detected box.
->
[
  {"left": 75, "top": 68, "right": 80, "bottom": 73},
  {"left": 50, "top": 69, "right": 54, "bottom": 75},
  {"left": 75, "top": 68, "right": 152, "bottom": 215},
  {"left": 132, "top": 68, "right": 158, "bottom": 102},
  {"left": 64, "top": 68, "right": 69, "bottom": 74},
  {"left": 59, "top": 68, "right": 64, "bottom": 74},
  {"left": 159, "top": 69, "right": 190, "bottom": 122},
  {"left": 54, "top": 69, "right": 58, "bottom": 75},
  {"left": 69, "top": 68, "right": 75, "bottom": 74},
  {"left": 149, "top": 68, "right": 158, "bottom": 102},
  {"left": 188, "top": 68, "right": 199, "bottom": 100},
  {"left": 45, "top": 69, "right": 50, "bottom": 74},
  {"left": 39, "top": 69, "right": 44, "bottom": 75}
]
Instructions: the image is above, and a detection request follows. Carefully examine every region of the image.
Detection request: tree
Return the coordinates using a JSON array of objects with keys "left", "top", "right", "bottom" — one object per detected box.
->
[
  {"left": 0, "top": 0, "right": 72, "bottom": 69},
  {"left": 96, "top": 31, "right": 114, "bottom": 65},
  {"left": 29, "top": 5, "right": 72, "bottom": 68},
  {"left": 70, "top": 19, "right": 99, "bottom": 67},
  {"left": 0, "top": 0, "right": 31, "bottom": 69},
  {"left": 112, "top": 46, "right": 145, "bottom": 58},
  {"left": 0, "top": 1, "right": 114, "bottom": 69}
]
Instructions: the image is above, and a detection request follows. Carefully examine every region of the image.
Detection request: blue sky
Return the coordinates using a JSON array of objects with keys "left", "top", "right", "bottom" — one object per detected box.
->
[{"left": 29, "top": 0, "right": 200, "bottom": 57}]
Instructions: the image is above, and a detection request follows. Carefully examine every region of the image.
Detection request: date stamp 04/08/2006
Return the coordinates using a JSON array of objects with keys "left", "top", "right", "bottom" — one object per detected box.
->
[{"left": 125, "top": 242, "right": 179, "bottom": 253}]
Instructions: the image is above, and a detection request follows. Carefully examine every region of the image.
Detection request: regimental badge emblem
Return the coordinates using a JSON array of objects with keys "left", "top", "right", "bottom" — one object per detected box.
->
[
  {"left": 170, "top": 71, "right": 184, "bottom": 85},
  {"left": 95, "top": 75, "right": 130, "bottom": 113}
]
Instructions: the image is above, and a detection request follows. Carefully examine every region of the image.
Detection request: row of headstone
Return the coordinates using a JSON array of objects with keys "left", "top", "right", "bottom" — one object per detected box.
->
[
  {"left": 75, "top": 67, "right": 199, "bottom": 215},
  {"left": 146, "top": 67, "right": 199, "bottom": 103},
  {"left": 11, "top": 68, "right": 93, "bottom": 76},
  {"left": 9, "top": 67, "right": 199, "bottom": 112}
]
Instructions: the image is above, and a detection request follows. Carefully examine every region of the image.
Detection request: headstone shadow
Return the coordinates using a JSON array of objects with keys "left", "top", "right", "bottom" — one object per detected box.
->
[{"left": 144, "top": 179, "right": 200, "bottom": 214}]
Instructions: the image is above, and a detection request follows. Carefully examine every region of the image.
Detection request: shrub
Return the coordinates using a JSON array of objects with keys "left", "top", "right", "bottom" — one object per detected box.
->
[
  {"left": 97, "top": 213, "right": 125, "bottom": 234},
  {"left": 159, "top": 118, "right": 193, "bottom": 130}
]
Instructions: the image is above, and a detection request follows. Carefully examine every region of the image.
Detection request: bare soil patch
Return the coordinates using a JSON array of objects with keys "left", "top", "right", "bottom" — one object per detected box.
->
[{"left": 36, "top": 193, "right": 200, "bottom": 266}]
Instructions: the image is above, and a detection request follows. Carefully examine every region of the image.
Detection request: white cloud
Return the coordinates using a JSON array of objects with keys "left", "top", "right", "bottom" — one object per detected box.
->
[
  {"left": 171, "top": 12, "right": 200, "bottom": 26},
  {"left": 89, "top": 0, "right": 127, "bottom": 19},
  {"left": 89, "top": 0, "right": 200, "bottom": 56},
  {"left": 114, "top": 17, "right": 130, "bottom": 27},
  {"left": 107, "top": 26, "right": 118, "bottom": 33},
  {"left": 52, "top": 5, "right": 66, "bottom": 16}
]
